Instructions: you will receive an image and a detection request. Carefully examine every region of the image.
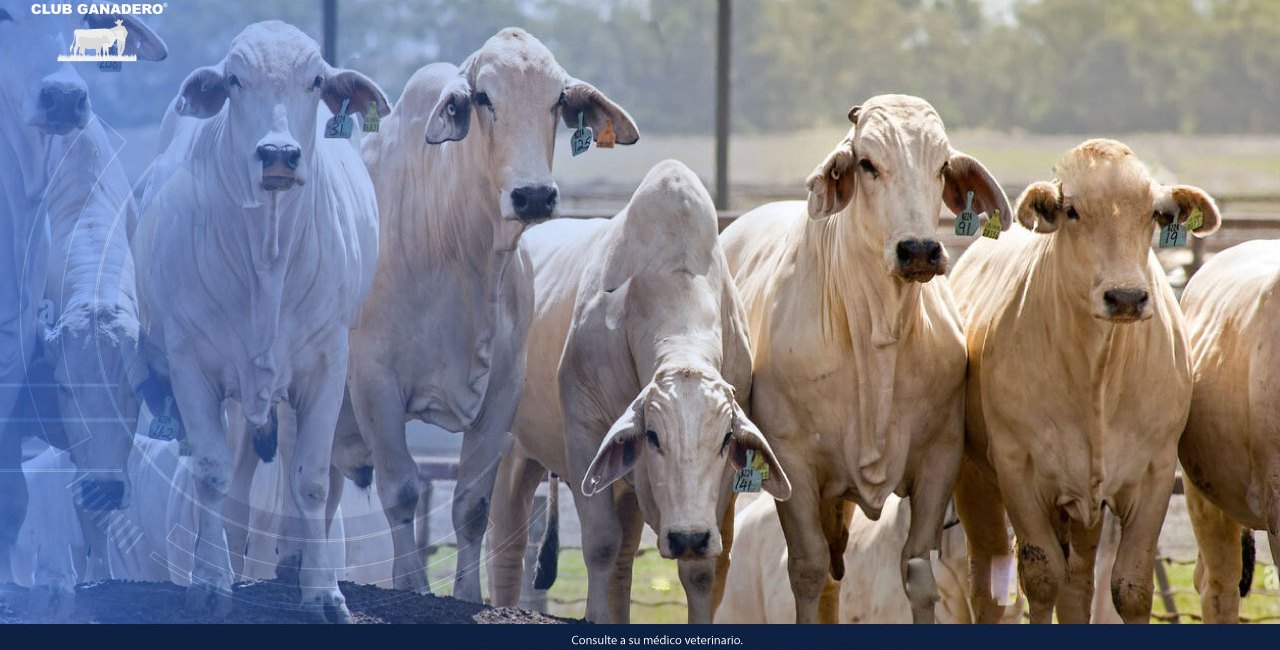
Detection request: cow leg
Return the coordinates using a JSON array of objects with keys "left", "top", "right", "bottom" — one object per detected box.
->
[
  {"left": 349, "top": 381, "right": 426, "bottom": 593},
  {"left": 73, "top": 501, "right": 112, "bottom": 582},
  {"left": 1056, "top": 515, "right": 1102, "bottom": 623},
  {"left": 1090, "top": 509, "right": 1124, "bottom": 623},
  {"left": 710, "top": 492, "right": 736, "bottom": 618},
  {"left": 774, "top": 470, "right": 830, "bottom": 624},
  {"left": 1185, "top": 480, "right": 1243, "bottom": 623},
  {"left": 902, "top": 424, "right": 963, "bottom": 624},
  {"left": 169, "top": 364, "right": 235, "bottom": 619},
  {"left": 1000, "top": 480, "right": 1065, "bottom": 624},
  {"left": 1110, "top": 471, "right": 1175, "bottom": 624},
  {"left": 608, "top": 489, "right": 643, "bottom": 624},
  {"left": 224, "top": 401, "right": 258, "bottom": 581},
  {"left": 452, "top": 417, "right": 514, "bottom": 604},
  {"left": 290, "top": 361, "right": 351, "bottom": 624},
  {"left": 487, "top": 445, "right": 544, "bottom": 608},
  {"left": 0, "top": 429, "right": 27, "bottom": 584},
  {"left": 954, "top": 460, "right": 1011, "bottom": 623}
]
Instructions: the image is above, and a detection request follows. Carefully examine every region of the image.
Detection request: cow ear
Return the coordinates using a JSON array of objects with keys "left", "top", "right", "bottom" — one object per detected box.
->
[
  {"left": 581, "top": 390, "right": 647, "bottom": 497},
  {"left": 37, "top": 299, "right": 56, "bottom": 342},
  {"left": 944, "top": 150, "right": 1013, "bottom": 232},
  {"left": 1154, "top": 184, "right": 1221, "bottom": 237},
  {"left": 602, "top": 278, "right": 632, "bottom": 332},
  {"left": 561, "top": 78, "right": 639, "bottom": 146},
  {"left": 323, "top": 69, "right": 391, "bottom": 119},
  {"left": 728, "top": 401, "right": 791, "bottom": 501},
  {"left": 176, "top": 66, "right": 228, "bottom": 119},
  {"left": 425, "top": 74, "right": 472, "bottom": 144},
  {"left": 84, "top": 14, "right": 167, "bottom": 61},
  {"left": 806, "top": 136, "right": 856, "bottom": 219},
  {"left": 1016, "top": 181, "right": 1066, "bottom": 234}
]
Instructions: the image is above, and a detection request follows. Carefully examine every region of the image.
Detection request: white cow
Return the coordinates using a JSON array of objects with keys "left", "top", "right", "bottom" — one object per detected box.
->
[
  {"left": 340, "top": 28, "right": 638, "bottom": 602},
  {"left": 0, "top": 5, "right": 164, "bottom": 614},
  {"left": 715, "top": 494, "right": 1026, "bottom": 624},
  {"left": 134, "top": 21, "right": 388, "bottom": 621},
  {"left": 719, "top": 95, "right": 1011, "bottom": 624},
  {"left": 486, "top": 160, "right": 789, "bottom": 623},
  {"left": 951, "top": 139, "right": 1219, "bottom": 623}
]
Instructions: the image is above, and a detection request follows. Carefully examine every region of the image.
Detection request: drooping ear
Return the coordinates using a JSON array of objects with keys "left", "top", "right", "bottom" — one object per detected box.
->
[
  {"left": 1015, "top": 181, "right": 1067, "bottom": 234},
  {"left": 943, "top": 150, "right": 1013, "bottom": 232},
  {"left": 175, "top": 66, "right": 228, "bottom": 119},
  {"left": 805, "top": 136, "right": 856, "bottom": 219},
  {"left": 85, "top": 14, "right": 167, "bottom": 61},
  {"left": 323, "top": 69, "right": 391, "bottom": 120},
  {"left": 424, "top": 74, "right": 473, "bottom": 144},
  {"left": 602, "top": 278, "right": 632, "bottom": 332},
  {"left": 728, "top": 402, "right": 791, "bottom": 501},
  {"left": 581, "top": 390, "right": 648, "bottom": 497},
  {"left": 1153, "top": 184, "right": 1221, "bottom": 237},
  {"left": 37, "top": 299, "right": 56, "bottom": 340},
  {"left": 561, "top": 78, "right": 640, "bottom": 146}
]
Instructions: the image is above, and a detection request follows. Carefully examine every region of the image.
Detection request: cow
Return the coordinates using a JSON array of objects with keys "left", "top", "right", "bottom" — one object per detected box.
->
[
  {"left": 69, "top": 19, "right": 130, "bottom": 57},
  {"left": 0, "top": 4, "right": 164, "bottom": 615},
  {"left": 485, "top": 160, "right": 789, "bottom": 623},
  {"left": 719, "top": 95, "right": 1010, "bottom": 624},
  {"left": 950, "top": 138, "right": 1219, "bottom": 624},
  {"left": 340, "top": 27, "right": 638, "bottom": 602},
  {"left": 1175, "top": 239, "right": 1280, "bottom": 623},
  {"left": 714, "top": 494, "right": 1026, "bottom": 624},
  {"left": 133, "top": 21, "right": 388, "bottom": 621}
]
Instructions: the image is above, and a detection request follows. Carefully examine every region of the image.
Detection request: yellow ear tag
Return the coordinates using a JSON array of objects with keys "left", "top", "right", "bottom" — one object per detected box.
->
[
  {"left": 749, "top": 449, "right": 770, "bottom": 481},
  {"left": 1184, "top": 205, "right": 1204, "bottom": 231},
  {"left": 363, "top": 102, "right": 381, "bottom": 134},
  {"left": 981, "top": 208, "right": 1003, "bottom": 239}
]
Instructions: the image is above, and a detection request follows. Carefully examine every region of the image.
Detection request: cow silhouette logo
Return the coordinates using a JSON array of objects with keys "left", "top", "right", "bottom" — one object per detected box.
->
[{"left": 57, "top": 19, "right": 136, "bottom": 63}]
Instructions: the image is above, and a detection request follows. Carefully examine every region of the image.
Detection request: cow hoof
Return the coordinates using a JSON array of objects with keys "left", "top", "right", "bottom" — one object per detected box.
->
[
  {"left": 393, "top": 570, "right": 429, "bottom": 595},
  {"left": 304, "top": 590, "right": 352, "bottom": 624},
  {"left": 186, "top": 582, "right": 233, "bottom": 620},
  {"left": 276, "top": 553, "right": 302, "bottom": 586},
  {"left": 27, "top": 584, "right": 75, "bottom": 621}
]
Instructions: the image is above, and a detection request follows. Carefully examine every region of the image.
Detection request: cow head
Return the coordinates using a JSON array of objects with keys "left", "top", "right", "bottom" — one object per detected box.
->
[
  {"left": 423, "top": 28, "right": 638, "bottom": 225},
  {"left": 1015, "top": 139, "right": 1220, "bottom": 323},
  {"left": 582, "top": 366, "right": 790, "bottom": 561},
  {"left": 806, "top": 95, "right": 1010, "bottom": 283},
  {"left": 0, "top": 5, "right": 165, "bottom": 137},
  {"left": 175, "top": 21, "right": 389, "bottom": 194}
]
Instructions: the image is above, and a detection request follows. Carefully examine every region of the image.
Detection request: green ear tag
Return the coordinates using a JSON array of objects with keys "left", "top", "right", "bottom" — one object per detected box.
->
[
  {"left": 954, "top": 190, "right": 979, "bottom": 237},
  {"left": 570, "top": 111, "right": 593, "bottom": 156},
  {"left": 732, "top": 450, "right": 763, "bottom": 493},
  {"left": 981, "top": 208, "right": 1003, "bottom": 239},
  {"left": 1184, "top": 205, "right": 1204, "bottom": 231},
  {"left": 363, "top": 102, "right": 381, "bottom": 133},
  {"left": 149, "top": 396, "right": 180, "bottom": 441},
  {"left": 1159, "top": 221, "right": 1187, "bottom": 248},
  {"left": 325, "top": 98, "right": 353, "bottom": 139}
]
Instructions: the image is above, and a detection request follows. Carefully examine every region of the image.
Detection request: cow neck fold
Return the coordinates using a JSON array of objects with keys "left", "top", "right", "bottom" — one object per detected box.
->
[
  {"left": 809, "top": 200, "right": 923, "bottom": 500},
  {"left": 0, "top": 120, "right": 52, "bottom": 382}
]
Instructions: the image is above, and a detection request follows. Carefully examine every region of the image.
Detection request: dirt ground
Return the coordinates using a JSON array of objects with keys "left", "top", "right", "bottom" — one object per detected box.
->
[{"left": 0, "top": 580, "right": 570, "bottom": 624}]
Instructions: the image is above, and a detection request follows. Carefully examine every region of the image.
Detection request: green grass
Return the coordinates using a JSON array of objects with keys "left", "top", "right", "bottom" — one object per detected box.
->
[{"left": 1157, "top": 560, "right": 1280, "bottom": 624}]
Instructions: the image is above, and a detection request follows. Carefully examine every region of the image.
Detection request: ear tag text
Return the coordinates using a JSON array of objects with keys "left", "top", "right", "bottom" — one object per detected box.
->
[
  {"left": 98, "top": 61, "right": 122, "bottom": 73},
  {"left": 732, "top": 450, "right": 764, "bottom": 493},
  {"left": 1184, "top": 205, "right": 1204, "bottom": 231},
  {"left": 981, "top": 208, "right": 1003, "bottom": 239},
  {"left": 1159, "top": 221, "right": 1187, "bottom": 248},
  {"left": 149, "top": 396, "right": 180, "bottom": 441},
  {"left": 596, "top": 119, "right": 616, "bottom": 149},
  {"left": 325, "top": 98, "right": 354, "bottom": 139},
  {"left": 954, "top": 190, "right": 979, "bottom": 237},
  {"left": 363, "top": 102, "right": 380, "bottom": 134},
  {"left": 570, "top": 111, "right": 593, "bottom": 157}
]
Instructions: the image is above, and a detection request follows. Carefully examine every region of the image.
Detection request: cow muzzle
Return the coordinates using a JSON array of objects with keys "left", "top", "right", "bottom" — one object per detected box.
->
[
  {"left": 1099, "top": 287, "right": 1152, "bottom": 322},
  {"left": 77, "top": 479, "right": 127, "bottom": 511},
  {"left": 894, "top": 238, "right": 947, "bottom": 282},
  {"left": 257, "top": 144, "right": 303, "bottom": 192},
  {"left": 509, "top": 184, "right": 559, "bottom": 223},
  {"left": 662, "top": 529, "right": 717, "bottom": 560},
  {"left": 35, "top": 82, "right": 90, "bottom": 135}
]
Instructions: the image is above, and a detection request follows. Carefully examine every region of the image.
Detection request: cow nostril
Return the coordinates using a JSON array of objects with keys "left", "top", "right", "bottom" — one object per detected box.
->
[
  {"left": 256, "top": 145, "right": 278, "bottom": 165},
  {"left": 545, "top": 187, "right": 559, "bottom": 211},
  {"left": 283, "top": 147, "right": 301, "bottom": 170},
  {"left": 667, "top": 531, "right": 711, "bottom": 557},
  {"left": 39, "top": 90, "right": 55, "bottom": 111},
  {"left": 925, "top": 241, "right": 943, "bottom": 264},
  {"left": 896, "top": 241, "right": 913, "bottom": 263},
  {"left": 511, "top": 188, "right": 529, "bottom": 211},
  {"left": 1103, "top": 289, "right": 1149, "bottom": 314}
]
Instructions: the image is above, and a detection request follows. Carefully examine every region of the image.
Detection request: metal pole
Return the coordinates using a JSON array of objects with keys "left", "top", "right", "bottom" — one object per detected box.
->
[
  {"left": 714, "top": 0, "right": 731, "bottom": 210},
  {"left": 322, "top": 0, "right": 338, "bottom": 66}
]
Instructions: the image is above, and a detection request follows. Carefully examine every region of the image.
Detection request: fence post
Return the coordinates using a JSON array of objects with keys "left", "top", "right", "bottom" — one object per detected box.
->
[
  {"left": 714, "top": 0, "right": 731, "bottom": 210},
  {"left": 322, "top": 0, "right": 338, "bottom": 66}
]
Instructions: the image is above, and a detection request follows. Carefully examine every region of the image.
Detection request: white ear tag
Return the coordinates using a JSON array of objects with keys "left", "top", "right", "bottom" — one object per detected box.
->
[
  {"left": 325, "top": 98, "right": 353, "bottom": 139},
  {"left": 1158, "top": 221, "right": 1187, "bottom": 249},
  {"left": 570, "top": 111, "right": 593, "bottom": 157},
  {"left": 149, "top": 395, "right": 180, "bottom": 441},
  {"left": 954, "top": 190, "right": 979, "bottom": 237},
  {"left": 732, "top": 450, "right": 763, "bottom": 493}
]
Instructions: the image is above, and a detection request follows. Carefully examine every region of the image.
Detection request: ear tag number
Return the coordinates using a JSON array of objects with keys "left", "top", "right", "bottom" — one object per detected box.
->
[
  {"left": 1159, "top": 221, "right": 1187, "bottom": 248},
  {"left": 596, "top": 119, "right": 616, "bottom": 149},
  {"left": 954, "top": 190, "right": 979, "bottom": 237},
  {"left": 325, "top": 98, "right": 353, "bottom": 139},
  {"left": 1184, "top": 205, "right": 1204, "bottom": 231},
  {"left": 149, "top": 396, "right": 180, "bottom": 441},
  {"left": 981, "top": 208, "right": 1003, "bottom": 239},
  {"left": 363, "top": 102, "right": 381, "bottom": 134},
  {"left": 732, "top": 450, "right": 764, "bottom": 493},
  {"left": 98, "top": 61, "right": 122, "bottom": 73},
  {"left": 570, "top": 111, "right": 593, "bottom": 157}
]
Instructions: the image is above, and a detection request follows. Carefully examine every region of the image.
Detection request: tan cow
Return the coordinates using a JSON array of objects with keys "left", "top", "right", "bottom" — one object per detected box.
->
[
  {"left": 951, "top": 139, "right": 1220, "bottom": 624},
  {"left": 715, "top": 494, "right": 1025, "bottom": 624},
  {"left": 1177, "top": 239, "right": 1280, "bottom": 623},
  {"left": 720, "top": 95, "right": 1011, "bottom": 624}
]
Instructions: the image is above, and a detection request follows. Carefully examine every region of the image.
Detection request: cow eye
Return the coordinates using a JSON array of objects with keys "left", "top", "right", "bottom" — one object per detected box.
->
[
  {"left": 475, "top": 92, "right": 492, "bottom": 109},
  {"left": 645, "top": 430, "right": 661, "bottom": 451},
  {"left": 1066, "top": 205, "right": 1080, "bottom": 220},
  {"left": 311, "top": 75, "right": 323, "bottom": 91},
  {"left": 859, "top": 159, "right": 879, "bottom": 178},
  {"left": 227, "top": 74, "right": 241, "bottom": 89},
  {"left": 720, "top": 430, "right": 733, "bottom": 453}
]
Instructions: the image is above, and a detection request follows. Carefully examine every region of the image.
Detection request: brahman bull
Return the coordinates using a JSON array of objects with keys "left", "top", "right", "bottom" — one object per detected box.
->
[
  {"left": 340, "top": 28, "right": 638, "bottom": 602},
  {"left": 1177, "top": 239, "right": 1280, "bottom": 623},
  {"left": 951, "top": 138, "right": 1219, "bottom": 623},
  {"left": 720, "top": 95, "right": 1010, "bottom": 624},
  {"left": 485, "top": 160, "right": 788, "bottom": 623},
  {"left": 134, "top": 21, "right": 388, "bottom": 621}
]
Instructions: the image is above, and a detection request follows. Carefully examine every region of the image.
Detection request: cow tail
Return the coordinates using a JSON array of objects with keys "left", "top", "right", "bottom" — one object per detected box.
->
[
  {"left": 1239, "top": 528, "right": 1256, "bottom": 598},
  {"left": 532, "top": 473, "right": 560, "bottom": 591},
  {"left": 252, "top": 407, "right": 279, "bottom": 463}
]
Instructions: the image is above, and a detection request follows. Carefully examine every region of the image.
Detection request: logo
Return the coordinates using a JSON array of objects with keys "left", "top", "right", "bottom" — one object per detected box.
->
[{"left": 57, "top": 18, "right": 132, "bottom": 62}]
